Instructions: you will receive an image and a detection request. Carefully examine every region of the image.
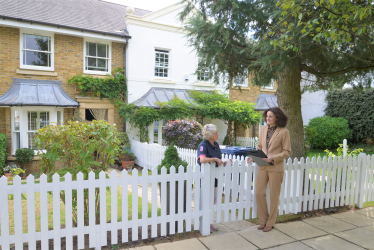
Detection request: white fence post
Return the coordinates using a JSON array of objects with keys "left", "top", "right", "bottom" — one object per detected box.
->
[
  {"left": 357, "top": 153, "right": 367, "bottom": 208},
  {"left": 343, "top": 139, "right": 347, "bottom": 159},
  {"left": 200, "top": 163, "right": 211, "bottom": 236}
]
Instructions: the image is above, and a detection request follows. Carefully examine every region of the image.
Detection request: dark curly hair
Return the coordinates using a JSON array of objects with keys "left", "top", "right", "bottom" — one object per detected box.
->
[{"left": 263, "top": 107, "right": 288, "bottom": 128}]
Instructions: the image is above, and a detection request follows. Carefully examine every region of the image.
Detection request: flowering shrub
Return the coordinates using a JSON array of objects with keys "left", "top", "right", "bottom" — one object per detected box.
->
[{"left": 162, "top": 120, "right": 203, "bottom": 149}]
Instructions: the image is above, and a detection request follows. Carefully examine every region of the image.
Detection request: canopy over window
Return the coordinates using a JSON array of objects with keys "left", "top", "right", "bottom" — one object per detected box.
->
[
  {"left": 0, "top": 78, "right": 79, "bottom": 107},
  {"left": 254, "top": 94, "right": 278, "bottom": 111}
]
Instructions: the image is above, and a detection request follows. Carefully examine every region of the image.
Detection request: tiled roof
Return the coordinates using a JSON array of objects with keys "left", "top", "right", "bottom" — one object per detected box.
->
[
  {"left": 0, "top": 0, "right": 152, "bottom": 37},
  {"left": 254, "top": 94, "right": 278, "bottom": 111},
  {"left": 0, "top": 78, "right": 79, "bottom": 107},
  {"left": 133, "top": 88, "right": 195, "bottom": 108}
]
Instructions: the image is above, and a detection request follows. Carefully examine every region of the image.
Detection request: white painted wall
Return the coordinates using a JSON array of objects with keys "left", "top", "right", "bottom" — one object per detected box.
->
[
  {"left": 301, "top": 90, "right": 327, "bottom": 125},
  {"left": 125, "top": 5, "right": 228, "bottom": 144}
]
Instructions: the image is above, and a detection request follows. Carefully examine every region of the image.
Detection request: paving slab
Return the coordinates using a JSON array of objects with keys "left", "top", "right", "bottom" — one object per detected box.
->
[
  {"left": 129, "top": 246, "right": 155, "bottom": 250},
  {"left": 331, "top": 210, "right": 374, "bottom": 227},
  {"left": 209, "top": 223, "right": 235, "bottom": 236},
  {"left": 303, "top": 215, "right": 356, "bottom": 233},
  {"left": 199, "top": 232, "right": 258, "bottom": 250},
  {"left": 155, "top": 238, "right": 207, "bottom": 250},
  {"left": 220, "top": 219, "right": 255, "bottom": 231},
  {"left": 355, "top": 207, "right": 374, "bottom": 218},
  {"left": 302, "top": 235, "right": 365, "bottom": 250},
  {"left": 334, "top": 226, "right": 374, "bottom": 249},
  {"left": 275, "top": 221, "right": 327, "bottom": 240},
  {"left": 237, "top": 226, "right": 295, "bottom": 249},
  {"left": 265, "top": 242, "right": 312, "bottom": 250}
]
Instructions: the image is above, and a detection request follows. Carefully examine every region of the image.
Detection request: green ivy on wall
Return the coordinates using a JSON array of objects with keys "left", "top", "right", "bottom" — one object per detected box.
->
[{"left": 68, "top": 67, "right": 126, "bottom": 104}]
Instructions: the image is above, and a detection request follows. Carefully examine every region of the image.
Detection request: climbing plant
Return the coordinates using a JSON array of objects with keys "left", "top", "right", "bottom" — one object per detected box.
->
[
  {"left": 68, "top": 67, "right": 126, "bottom": 103},
  {"left": 119, "top": 90, "right": 261, "bottom": 143}
]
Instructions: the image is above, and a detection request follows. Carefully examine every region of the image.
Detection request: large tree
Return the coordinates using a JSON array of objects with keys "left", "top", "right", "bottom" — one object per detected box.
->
[{"left": 179, "top": 0, "right": 374, "bottom": 158}]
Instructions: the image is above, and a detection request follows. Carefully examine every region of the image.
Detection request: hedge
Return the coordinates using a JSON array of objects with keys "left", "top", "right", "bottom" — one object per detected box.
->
[
  {"left": 325, "top": 89, "right": 374, "bottom": 143},
  {"left": 0, "top": 133, "right": 7, "bottom": 172}
]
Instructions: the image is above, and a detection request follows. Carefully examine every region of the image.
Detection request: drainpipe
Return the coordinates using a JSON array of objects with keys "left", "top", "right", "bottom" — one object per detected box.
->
[{"left": 123, "top": 37, "right": 129, "bottom": 132}]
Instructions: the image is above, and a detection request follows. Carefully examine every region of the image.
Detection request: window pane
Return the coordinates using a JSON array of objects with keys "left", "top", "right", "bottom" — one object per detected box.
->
[
  {"left": 24, "top": 51, "right": 50, "bottom": 67},
  {"left": 28, "top": 112, "right": 37, "bottom": 130},
  {"left": 88, "top": 42, "right": 96, "bottom": 56},
  {"left": 97, "top": 59, "right": 106, "bottom": 69},
  {"left": 97, "top": 44, "right": 107, "bottom": 58},
  {"left": 57, "top": 111, "right": 62, "bottom": 125},
  {"left": 14, "top": 132, "right": 20, "bottom": 151},
  {"left": 28, "top": 132, "right": 36, "bottom": 150},
  {"left": 25, "top": 34, "right": 50, "bottom": 51},
  {"left": 40, "top": 112, "right": 49, "bottom": 128},
  {"left": 88, "top": 57, "right": 96, "bottom": 67},
  {"left": 14, "top": 111, "right": 20, "bottom": 131}
]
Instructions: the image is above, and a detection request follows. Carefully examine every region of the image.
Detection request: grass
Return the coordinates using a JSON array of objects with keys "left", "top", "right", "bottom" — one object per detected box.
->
[
  {"left": 1, "top": 186, "right": 161, "bottom": 235},
  {"left": 128, "top": 170, "right": 152, "bottom": 177},
  {"left": 363, "top": 201, "right": 374, "bottom": 209}
]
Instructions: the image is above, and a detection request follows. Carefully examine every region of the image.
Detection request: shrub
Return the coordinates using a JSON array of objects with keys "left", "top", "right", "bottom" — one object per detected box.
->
[
  {"left": 162, "top": 120, "right": 203, "bottom": 149},
  {"left": 15, "top": 148, "right": 34, "bottom": 167},
  {"left": 325, "top": 89, "right": 374, "bottom": 143},
  {"left": 324, "top": 144, "right": 364, "bottom": 158},
  {"left": 117, "top": 132, "right": 131, "bottom": 149},
  {"left": 304, "top": 116, "right": 352, "bottom": 149},
  {"left": 157, "top": 142, "right": 188, "bottom": 174},
  {"left": 0, "top": 133, "right": 6, "bottom": 173}
]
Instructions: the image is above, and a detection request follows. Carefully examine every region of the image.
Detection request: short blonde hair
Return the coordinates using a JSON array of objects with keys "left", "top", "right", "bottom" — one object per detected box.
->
[{"left": 202, "top": 124, "right": 218, "bottom": 140}]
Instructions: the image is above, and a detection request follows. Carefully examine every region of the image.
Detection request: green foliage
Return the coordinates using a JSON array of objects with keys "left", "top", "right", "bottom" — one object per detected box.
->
[
  {"left": 3, "top": 165, "right": 12, "bottom": 173},
  {"left": 35, "top": 120, "right": 120, "bottom": 225},
  {"left": 10, "top": 165, "right": 25, "bottom": 176},
  {"left": 324, "top": 144, "right": 363, "bottom": 158},
  {"left": 119, "top": 147, "right": 137, "bottom": 161},
  {"left": 0, "top": 133, "right": 6, "bottom": 173},
  {"left": 15, "top": 148, "right": 34, "bottom": 166},
  {"left": 117, "top": 132, "right": 131, "bottom": 149},
  {"left": 157, "top": 143, "right": 188, "bottom": 174},
  {"left": 119, "top": 90, "right": 261, "bottom": 143},
  {"left": 304, "top": 116, "right": 352, "bottom": 149},
  {"left": 68, "top": 67, "right": 126, "bottom": 103},
  {"left": 325, "top": 89, "right": 374, "bottom": 143},
  {"left": 162, "top": 120, "right": 203, "bottom": 149}
]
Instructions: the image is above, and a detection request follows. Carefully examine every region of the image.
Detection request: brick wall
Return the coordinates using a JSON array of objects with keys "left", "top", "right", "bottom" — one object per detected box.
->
[
  {"left": 229, "top": 81, "right": 277, "bottom": 138},
  {"left": 0, "top": 26, "right": 125, "bottom": 170}
]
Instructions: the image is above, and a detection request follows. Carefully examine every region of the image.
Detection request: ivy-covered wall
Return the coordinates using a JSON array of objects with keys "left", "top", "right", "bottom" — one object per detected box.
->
[{"left": 325, "top": 89, "right": 374, "bottom": 143}]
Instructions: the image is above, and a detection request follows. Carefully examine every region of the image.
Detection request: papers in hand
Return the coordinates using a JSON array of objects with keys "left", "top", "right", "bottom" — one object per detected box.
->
[{"left": 247, "top": 150, "right": 274, "bottom": 166}]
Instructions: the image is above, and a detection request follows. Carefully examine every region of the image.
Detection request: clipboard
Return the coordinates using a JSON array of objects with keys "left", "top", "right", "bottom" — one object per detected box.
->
[{"left": 247, "top": 150, "right": 274, "bottom": 166}]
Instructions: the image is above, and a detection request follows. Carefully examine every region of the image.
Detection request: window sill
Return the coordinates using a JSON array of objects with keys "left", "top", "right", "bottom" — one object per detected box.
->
[
  {"left": 260, "top": 88, "right": 276, "bottom": 92},
  {"left": 83, "top": 74, "right": 109, "bottom": 79},
  {"left": 83, "top": 71, "right": 111, "bottom": 76},
  {"left": 149, "top": 78, "right": 177, "bottom": 84},
  {"left": 232, "top": 86, "right": 250, "bottom": 90},
  {"left": 193, "top": 82, "right": 215, "bottom": 87},
  {"left": 16, "top": 69, "right": 58, "bottom": 76},
  {"left": 7, "top": 156, "right": 41, "bottom": 161}
]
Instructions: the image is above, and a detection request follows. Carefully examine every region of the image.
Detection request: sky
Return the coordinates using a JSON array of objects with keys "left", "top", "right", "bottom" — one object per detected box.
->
[{"left": 104, "top": 0, "right": 180, "bottom": 11}]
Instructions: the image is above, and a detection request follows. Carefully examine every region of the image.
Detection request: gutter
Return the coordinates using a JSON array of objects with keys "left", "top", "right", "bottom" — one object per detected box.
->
[
  {"left": 123, "top": 37, "right": 129, "bottom": 132},
  {"left": 0, "top": 15, "right": 132, "bottom": 39}
]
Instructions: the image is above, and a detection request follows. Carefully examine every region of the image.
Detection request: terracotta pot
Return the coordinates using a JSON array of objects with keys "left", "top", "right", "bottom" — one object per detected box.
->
[
  {"left": 122, "top": 161, "right": 134, "bottom": 170},
  {"left": 4, "top": 172, "right": 12, "bottom": 181}
]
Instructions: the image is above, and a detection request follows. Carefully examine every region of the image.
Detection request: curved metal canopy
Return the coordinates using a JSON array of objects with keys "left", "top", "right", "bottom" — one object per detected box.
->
[
  {"left": 0, "top": 78, "right": 79, "bottom": 107},
  {"left": 255, "top": 94, "right": 278, "bottom": 111}
]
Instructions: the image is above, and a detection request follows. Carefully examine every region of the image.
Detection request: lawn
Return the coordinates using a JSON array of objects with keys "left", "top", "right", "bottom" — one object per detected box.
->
[{"left": 1, "top": 186, "right": 161, "bottom": 235}]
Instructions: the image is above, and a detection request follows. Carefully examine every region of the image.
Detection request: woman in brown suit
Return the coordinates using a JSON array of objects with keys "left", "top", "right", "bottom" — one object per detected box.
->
[{"left": 247, "top": 107, "right": 291, "bottom": 232}]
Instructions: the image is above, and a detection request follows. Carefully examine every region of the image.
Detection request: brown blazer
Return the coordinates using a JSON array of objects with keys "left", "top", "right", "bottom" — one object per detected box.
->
[{"left": 257, "top": 126, "right": 291, "bottom": 172}]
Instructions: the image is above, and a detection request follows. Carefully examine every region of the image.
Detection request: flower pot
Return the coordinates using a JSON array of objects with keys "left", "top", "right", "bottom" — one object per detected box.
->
[
  {"left": 4, "top": 172, "right": 12, "bottom": 181},
  {"left": 122, "top": 161, "right": 134, "bottom": 171}
]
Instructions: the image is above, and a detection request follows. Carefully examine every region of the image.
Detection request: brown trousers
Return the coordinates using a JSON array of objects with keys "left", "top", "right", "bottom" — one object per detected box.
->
[{"left": 255, "top": 169, "right": 284, "bottom": 227}]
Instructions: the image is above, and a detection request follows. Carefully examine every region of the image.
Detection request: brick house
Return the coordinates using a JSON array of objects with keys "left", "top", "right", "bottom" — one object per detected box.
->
[{"left": 0, "top": 0, "right": 150, "bottom": 173}]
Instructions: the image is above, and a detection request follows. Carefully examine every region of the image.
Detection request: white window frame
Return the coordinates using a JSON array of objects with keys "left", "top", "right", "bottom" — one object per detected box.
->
[
  {"left": 11, "top": 107, "right": 63, "bottom": 155},
  {"left": 83, "top": 38, "right": 111, "bottom": 75},
  {"left": 233, "top": 75, "right": 249, "bottom": 87},
  {"left": 20, "top": 29, "right": 54, "bottom": 71},
  {"left": 264, "top": 79, "right": 275, "bottom": 89},
  {"left": 154, "top": 49, "right": 170, "bottom": 78}
]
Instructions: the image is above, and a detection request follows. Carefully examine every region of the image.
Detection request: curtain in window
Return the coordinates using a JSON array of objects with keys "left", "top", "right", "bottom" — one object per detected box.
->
[{"left": 89, "top": 109, "right": 107, "bottom": 121}]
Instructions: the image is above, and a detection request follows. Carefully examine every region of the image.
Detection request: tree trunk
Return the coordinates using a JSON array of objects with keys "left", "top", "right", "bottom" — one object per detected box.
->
[{"left": 276, "top": 62, "right": 306, "bottom": 159}]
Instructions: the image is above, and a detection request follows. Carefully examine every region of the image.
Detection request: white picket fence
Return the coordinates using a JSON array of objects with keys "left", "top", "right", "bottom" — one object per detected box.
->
[
  {"left": 1, "top": 153, "right": 374, "bottom": 249},
  {"left": 235, "top": 136, "right": 258, "bottom": 148}
]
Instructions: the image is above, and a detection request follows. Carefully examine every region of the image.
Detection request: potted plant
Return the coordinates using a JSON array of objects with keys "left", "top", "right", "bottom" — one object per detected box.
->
[
  {"left": 11, "top": 165, "right": 26, "bottom": 179},
  {"left": 3, "top": 165, "right": 13, "bottom": 180},
  {"left": 120, "top": 147, "right": 136, "bottom": 171}
]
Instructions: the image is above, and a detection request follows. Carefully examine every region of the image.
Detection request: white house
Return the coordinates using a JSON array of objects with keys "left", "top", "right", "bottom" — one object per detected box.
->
[{"left": 124, "top": 3, "right": 228, "bottom": 144}]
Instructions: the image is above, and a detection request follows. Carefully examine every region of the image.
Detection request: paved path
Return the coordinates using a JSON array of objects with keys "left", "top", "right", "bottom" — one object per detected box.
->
[{"left": 123, "top": 207, "right": 374, "bottom": 250}]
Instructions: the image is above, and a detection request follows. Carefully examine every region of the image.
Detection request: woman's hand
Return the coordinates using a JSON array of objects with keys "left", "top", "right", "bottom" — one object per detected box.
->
[
  {"left": 223, "top": 158, "right": 233, "bottom": 167},
  {"left": 246, "top": 157, "right": 253, "bottom": 164},
  {"left": 214, "top": 158, "right": 224, "bottom": 166},
  {"left": 263, "top": 156, "right": 274, "bottom": 163}
]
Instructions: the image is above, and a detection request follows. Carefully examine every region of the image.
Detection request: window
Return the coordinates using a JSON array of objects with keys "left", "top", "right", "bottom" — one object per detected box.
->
[
  {"left": 233, "top": 75, "right": 248, "bottom": 87},
  {"left": 13, "top": 111, "right": 20, "bottom": 151},
  {"left": 84, "top": 41, "right": 110, "bottom": 74},
  {"left": 197, "top": 68, "right": 209, "bottom": 81},
  {"left": 28, "top": 111, "right": 49, "bottom": 149},
  {"left": 20, "top": 32, "right": 53, "bottom": 70},
  {"left": 153, "top": 119, "right": 167, "bottom": 144},
  {"left": 264, "top": 79, "right": 275, "bottom": 89},
  {"left": 155, "top": 50, "right": 169, "bottom": 77}
]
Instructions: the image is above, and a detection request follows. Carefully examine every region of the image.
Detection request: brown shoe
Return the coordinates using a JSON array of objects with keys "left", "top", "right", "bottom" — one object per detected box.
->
[
  {"left": 263, "top": 226, "right": 274, "bottom": 232},
  {"left": 257, "top": 224, "right": 266, "bottom": 230}
]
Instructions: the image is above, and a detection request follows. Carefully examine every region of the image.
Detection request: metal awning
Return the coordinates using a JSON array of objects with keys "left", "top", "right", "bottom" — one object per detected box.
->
[
  {"left": 255, "top": 94, "right": 278, "bottom": 111},
  {"left": 133, "top": 88, "right": 195, "bottom": 108},
  {"left": 0, "top": 78, "right": 79, "bottom": 107}
]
